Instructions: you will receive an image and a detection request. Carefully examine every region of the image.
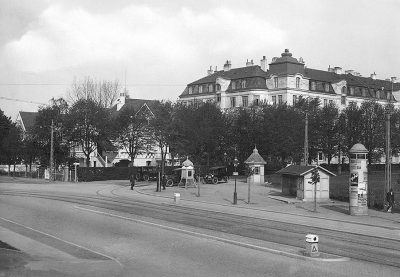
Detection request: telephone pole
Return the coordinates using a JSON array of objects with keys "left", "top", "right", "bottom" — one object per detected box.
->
[{"left": 50, "top": 120, "right": 54, "bottom": 182}]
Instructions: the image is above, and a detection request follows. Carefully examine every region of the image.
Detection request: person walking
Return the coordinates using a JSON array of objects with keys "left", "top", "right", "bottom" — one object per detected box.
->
[
  {"left": 386, "top": 188, "right": 395, "bottom": 213},
  {"left": 162, "top": 174, "right": 166, "bottom": 190},
  {"left": 130, "top": 173, "right": 136, "bottom": 190}
]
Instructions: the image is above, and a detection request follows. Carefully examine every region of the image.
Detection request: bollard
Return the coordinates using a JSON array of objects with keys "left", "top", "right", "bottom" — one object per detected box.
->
[
  {"left": 305, "top": 234, "right": 319, "bottom": 257},
  {"left": 174, "top": 193, "right": 180, "bottom": 204}
]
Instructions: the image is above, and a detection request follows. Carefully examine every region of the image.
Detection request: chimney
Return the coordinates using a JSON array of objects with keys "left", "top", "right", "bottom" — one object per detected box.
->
[
  {"left": 328, "top": 65, "right": 333, "bottom": 72},
  {"left": 246, "top": 59, "right": 254, "bottom": 67},
  {"left": 260, "top": 56, "right": 267, "bottom": 71},
  {"left": 299, "top": 57, "right": 305, "bottom": 64},
  {"left": 334, "top": 67, "right": 342, "bottom": 74},
  {"left": 207, "top": 66, "right": 214, "bottom": 76},
  {"left": 215, "top": 66, "right": 218, "bottom": 72},
  {"left": 370, "top": 72, "right": 376, "bottom": 79},
  {"left": 223, "top": 60, "right": 231, "bottom": 71}
]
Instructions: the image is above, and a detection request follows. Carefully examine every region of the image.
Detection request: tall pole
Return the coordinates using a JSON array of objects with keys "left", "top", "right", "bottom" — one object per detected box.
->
[
  {"left": 50, "top": 120, "right": 54, "bottom": 182},
  {"left": 304, "top": 112, "right": 309, "bottom": 166}
]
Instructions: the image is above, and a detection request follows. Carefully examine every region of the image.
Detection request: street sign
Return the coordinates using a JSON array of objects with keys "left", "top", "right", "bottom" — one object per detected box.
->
[{"left": 233, "top": 172, "right": 238, "bottom": 176}]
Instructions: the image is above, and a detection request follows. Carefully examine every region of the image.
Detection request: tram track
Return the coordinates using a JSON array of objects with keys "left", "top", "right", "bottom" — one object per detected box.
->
[{"left": 1, "top": 189, "right": 400, "bottom": 267}]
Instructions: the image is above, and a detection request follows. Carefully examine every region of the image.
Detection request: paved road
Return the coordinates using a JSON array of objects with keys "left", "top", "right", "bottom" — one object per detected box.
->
[{"left": 0, "top": 177, "right": 400, "bottom": 276}]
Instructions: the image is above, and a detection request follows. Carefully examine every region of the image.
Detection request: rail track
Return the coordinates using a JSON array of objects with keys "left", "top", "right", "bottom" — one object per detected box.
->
[{"left": 1, "top": 188, "right": 400, "bottom": 267}]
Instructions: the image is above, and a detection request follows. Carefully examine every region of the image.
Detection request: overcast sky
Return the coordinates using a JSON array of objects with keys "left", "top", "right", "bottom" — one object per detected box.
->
[{"left": 1, "top": 0, "right": 400, "bottom": 119}]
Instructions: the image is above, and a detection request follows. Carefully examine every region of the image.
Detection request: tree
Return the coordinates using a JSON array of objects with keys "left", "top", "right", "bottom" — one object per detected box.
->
[
  {"left": 67, "top": 76, "right": 121, "bottom": 108},
  {"left": 316, "top": 103, "right": 339, "bottom": 165},
  {"left": 113, "top": 106, "right": 153, "bottom": 164},
  {"left": 359, "top": 100, "right": 385, "bottom": 164},
  {"left": 0, "top": 109, "right": 22, "bottom": 174},
  {"left": 149, "top": 101, "right": 174, "bottom": 188},
  {"left": 64, "top": 98, "right": 110, "bottom": 167},
  {"left": 31, "top": 98, "right": 69, "bottom": 167},
  {"left": 340, "top": 102, "right": 363, "bottom": 158}
]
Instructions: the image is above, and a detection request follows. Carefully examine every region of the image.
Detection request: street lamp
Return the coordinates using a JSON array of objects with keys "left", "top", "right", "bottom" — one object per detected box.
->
[{"left": 233, "top": 156, "right": 239, "bottom": 204}]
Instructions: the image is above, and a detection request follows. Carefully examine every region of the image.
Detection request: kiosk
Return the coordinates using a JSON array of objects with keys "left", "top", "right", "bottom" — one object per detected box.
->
[
  {"left": 349, "top": 143, "right": 368, "bottom": 215},
  {"left": 180, "top": 158, "right": 195, "bottom": 189}
]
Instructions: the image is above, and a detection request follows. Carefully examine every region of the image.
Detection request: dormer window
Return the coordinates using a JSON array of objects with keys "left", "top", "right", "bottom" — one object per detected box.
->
[
  {"left": 241, "top": 79, "right": 246, "bottom": 88},
  {"left": 274, "top": 77, "right": 278, "bottom": 88},
  {"left": 310, "top": 81, "right": 316, "bottom": 91},
  {"left": 324, "top": 83, "right": 329, "bottom": 92}
]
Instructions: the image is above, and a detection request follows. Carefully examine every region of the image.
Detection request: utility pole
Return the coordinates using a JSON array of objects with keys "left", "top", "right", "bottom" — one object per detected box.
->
[
  {"left": 304, "top": 112, "right": 309, "bottom": 166},
  {"left": 385, "top": 78, "right": 396, "bottom": 196},
  {"left": 50, "top": 120, "right": 54, "bottom": 182}
]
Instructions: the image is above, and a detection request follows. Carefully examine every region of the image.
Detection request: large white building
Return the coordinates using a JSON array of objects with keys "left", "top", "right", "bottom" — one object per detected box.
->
[{"left": 179, "top": 49, "right": 400, "bottom": 109}]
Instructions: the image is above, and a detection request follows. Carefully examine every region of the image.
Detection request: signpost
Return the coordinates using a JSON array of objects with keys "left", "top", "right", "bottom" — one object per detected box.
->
[{"left": 233, "top": 157, "right": 239, "bottom": 205}]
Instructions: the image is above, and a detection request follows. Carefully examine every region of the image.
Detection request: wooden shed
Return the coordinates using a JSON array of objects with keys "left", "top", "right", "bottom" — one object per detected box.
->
[{"left": 277, "top": 165, "right": 336, "bottom": 201}]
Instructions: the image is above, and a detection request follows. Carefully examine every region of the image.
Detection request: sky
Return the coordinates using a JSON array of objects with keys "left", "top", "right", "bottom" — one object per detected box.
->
[{"left": 1, "top": 0, "right": 400, "bottom": 119}]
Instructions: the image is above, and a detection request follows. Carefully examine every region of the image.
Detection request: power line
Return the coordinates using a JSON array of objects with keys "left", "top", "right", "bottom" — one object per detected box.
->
[
  {"left": 0, "top": 96, "right": 46, "bottom": 105},
  {"left": 0, "top": 83, "right": 185, "bottom": 87}
]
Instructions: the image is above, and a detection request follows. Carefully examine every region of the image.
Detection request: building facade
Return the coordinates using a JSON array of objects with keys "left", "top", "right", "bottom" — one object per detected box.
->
[{"left": 179, "top": 49, "right": 400, "bottom": 110}]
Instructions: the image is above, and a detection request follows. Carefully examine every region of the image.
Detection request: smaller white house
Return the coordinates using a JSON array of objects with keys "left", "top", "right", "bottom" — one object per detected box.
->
[{"left": 277, "top": 165, "right": 336, "bottom": 201}]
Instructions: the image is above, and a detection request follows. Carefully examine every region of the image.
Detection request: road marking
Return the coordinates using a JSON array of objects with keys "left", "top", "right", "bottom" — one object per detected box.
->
[
  {"left": 0, "top": 216, "right": 123, "bottom": 267},
  {"left": 74, "top": 205, "right": 349, "bottom": 262}
]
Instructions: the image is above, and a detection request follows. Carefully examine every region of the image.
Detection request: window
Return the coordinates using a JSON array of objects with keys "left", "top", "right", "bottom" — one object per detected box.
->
[
  {"left": 194, "top": 85, "right": 199, "bottom": 93},
  {"left": 242, "top": 96, "right": 248, "bottom": 107},
  {"left": 230, "top": 97, "right": 236, "bottom": 108},
  {"left": 324, "top": 99, "right": 327, "bottom": 107},
  {"left": 216, "top": 84, "right": 221, "bottom": 91},
  {"left": 350, "top": 87, "right": 354, "bottom": 95},
  {"left": 216, "top": 94, "right": 221, "bottom": 102},
  {"left": 241, "top": 79, "right": 247, "bottom": 88},
  {"left": 274, "top": 77, "right": 278, "bottom": 88},
  {"left": 362, "top": 88, "right": 366, "bottom": 97},
  {"left": 278, "top": 95, "right": 283, "bottom": 105},
  {"left": 272, "top": 96, "right": 277, "bottom": 105},
  {"left": 293, "top": 95, "right": 297, "bottom": 105},
  {"left": 254, "top": 167, "right": 260, "bottom": 175},
  {"left": 342, "top": 86, "right": 346, "bottom": 94},
  {"left": 376, "top": 90, "right": 380, "bottom": 98},
  {"left": 311, "top": 81, "right": 316, "bottom": 90},
  {"left": 209, "top": 84, "right": 214, "bottom": 92},
  {"left": 329, "top": 100, "right": 333, "bottom": 105},
  {"left": 188, "top": 86, "right": 193, "bottom": 94},
  {"left": 296, "top": 77, "right": 300, "bottom": 88},
  {"left": 318, "top": 152, "right": 323, "bottom": 161},
  {"left": 199, "top": 85, "right": 203, "bottom": 93},
  {"left": 324, "top": 83, "right": 329, "bottom": 92},
  {"left": 232, "top": 81, "right": 236, "bottom": 90},
  {"left": 253, "top": 95, "right": 260, "bottom": 105}
]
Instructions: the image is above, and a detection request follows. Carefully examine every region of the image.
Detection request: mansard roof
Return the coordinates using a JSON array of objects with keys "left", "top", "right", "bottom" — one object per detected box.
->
[
  {"left": 188, "top": 65, "right": 267, "bottom": 86},
  {"left": 304, "top": 68, "right": 343, "bottom": 83}
]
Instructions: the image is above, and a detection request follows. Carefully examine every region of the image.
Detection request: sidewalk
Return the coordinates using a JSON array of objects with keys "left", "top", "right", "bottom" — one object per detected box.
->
[{"left": 111, "top": 178, "right": 400, "bottom": 241}]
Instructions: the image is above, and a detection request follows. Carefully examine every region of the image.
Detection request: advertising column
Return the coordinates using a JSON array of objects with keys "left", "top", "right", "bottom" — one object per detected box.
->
[{"left": 349, "top": 143, "right": 368, "bottom": 215}]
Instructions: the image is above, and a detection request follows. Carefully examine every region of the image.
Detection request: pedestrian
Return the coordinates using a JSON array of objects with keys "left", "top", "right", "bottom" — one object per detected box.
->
[
  {"left": 162, "top": 174, "right": 166, "bottom": 190},
  {"left": 386, "top": 188, "right": 395, "bottom": 213},
  {"left": 130, "top": 173, "right": 136, "bottom": 190}
]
